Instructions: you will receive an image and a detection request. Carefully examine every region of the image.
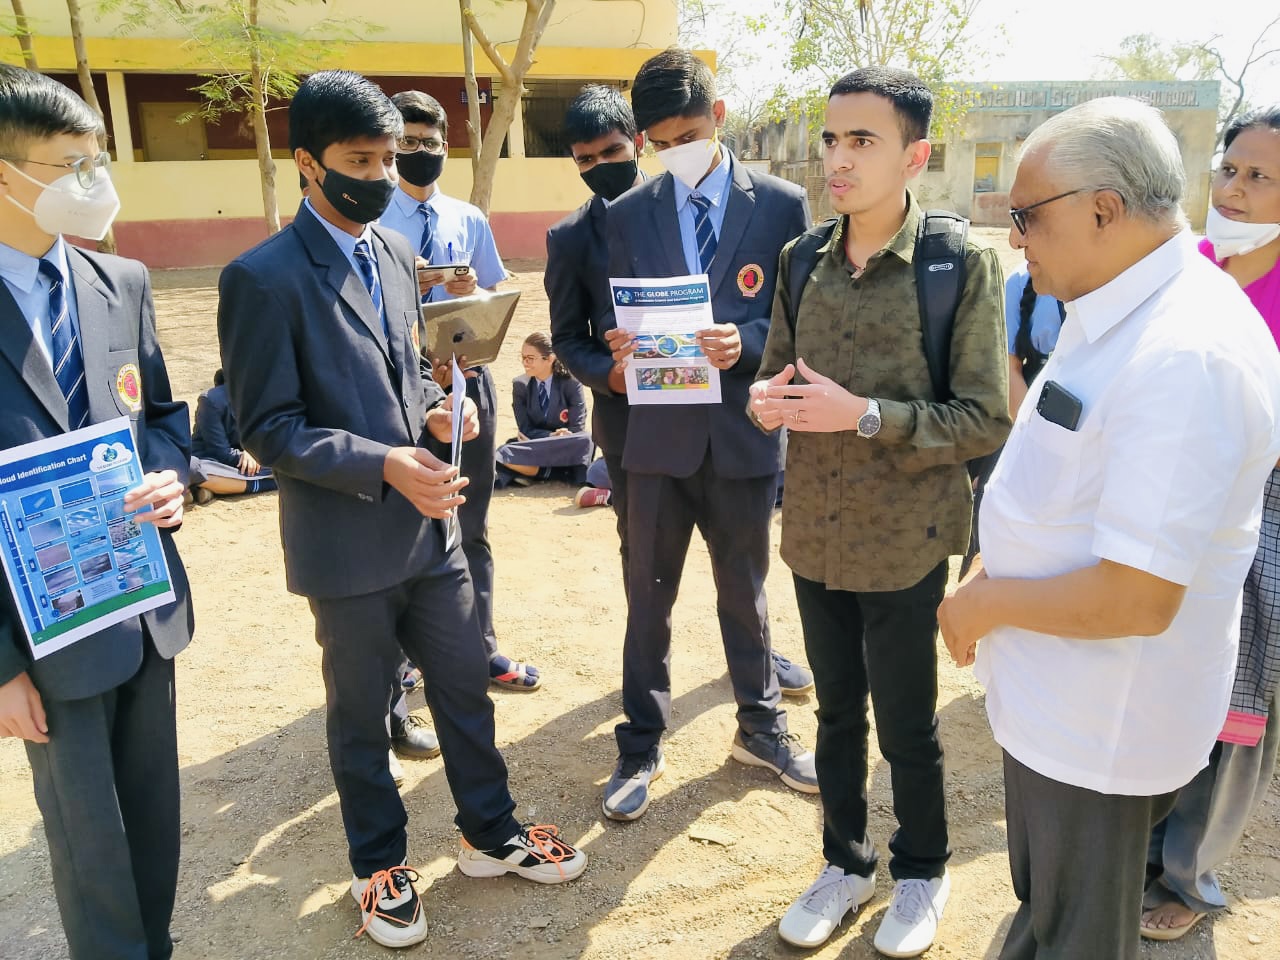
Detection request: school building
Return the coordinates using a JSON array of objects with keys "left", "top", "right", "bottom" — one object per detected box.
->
[
  {"left": 747, "top": 80, "right": 1222, "bottom": 230},
  {"left": 0, "top": 0, "right": 683, "bottom": 267}
]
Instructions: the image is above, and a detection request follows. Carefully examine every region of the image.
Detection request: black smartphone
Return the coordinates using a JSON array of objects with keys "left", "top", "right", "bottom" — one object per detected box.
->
[{"left": 1036, "top": 380, "right": 1083, "bottom": 431}]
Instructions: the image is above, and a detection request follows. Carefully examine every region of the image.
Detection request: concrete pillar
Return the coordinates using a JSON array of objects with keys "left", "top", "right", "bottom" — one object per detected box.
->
[{"left": 106, "top": 71, "right": 134, "bottom": 163}]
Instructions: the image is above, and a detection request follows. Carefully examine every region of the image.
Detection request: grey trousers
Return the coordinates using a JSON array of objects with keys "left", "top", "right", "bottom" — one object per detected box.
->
[
  {"left": 1146, "top": 693, "right": 1280, "bottom": 914},
  {"left": 1000, "top": 751, "right": 1176, "bottom": 960},
  {"left": 25, "top": 643, "right": 180, "bottom": 960}
]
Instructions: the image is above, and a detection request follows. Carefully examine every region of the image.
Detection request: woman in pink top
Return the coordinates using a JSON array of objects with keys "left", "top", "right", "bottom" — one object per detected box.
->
[{"left": 1143, "top": 105, "right": 1280, "bottom": 940}]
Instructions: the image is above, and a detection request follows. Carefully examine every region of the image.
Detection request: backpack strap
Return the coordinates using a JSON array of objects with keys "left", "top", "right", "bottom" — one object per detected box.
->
[
  {"left": 913, "top": 210, "right": 969, "bottom": 401},
  {"left": 783, "top": 217, "right": 838, "bottom": 331}
]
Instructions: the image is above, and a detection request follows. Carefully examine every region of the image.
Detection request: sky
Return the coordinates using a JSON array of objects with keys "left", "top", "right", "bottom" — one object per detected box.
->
[{"left": 712, "top": 0, "right": 1280, "bottom": 109}]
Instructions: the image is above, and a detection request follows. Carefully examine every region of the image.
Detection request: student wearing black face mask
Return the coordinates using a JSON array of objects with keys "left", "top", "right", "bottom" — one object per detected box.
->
[
  {"left": 547, "top": 85, "right": 645, "bottom": 590},
  {"left": 378, "top": 90, "right": 542, "bottom": 705},
  {"left": 218, "top": 71, "right": 587, "bottom": 951}
]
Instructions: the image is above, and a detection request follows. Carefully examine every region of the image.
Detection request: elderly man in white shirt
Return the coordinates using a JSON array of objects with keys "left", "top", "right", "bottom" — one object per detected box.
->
[{"left": 938, "top": 96, "right": 1280, "bottom": 960}]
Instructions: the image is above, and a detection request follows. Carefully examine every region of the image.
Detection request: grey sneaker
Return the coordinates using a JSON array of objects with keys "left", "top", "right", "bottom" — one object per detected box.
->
[
  {"left": 350, "top": 866, "right": 427, "bottom": 948},
  {"left": 602, "top": 748, "right": 665, "bottom": 821},
  {"left": 731, "top": 730, "right": 820, "bottom": 794},
  {"left": 772, "top": 652, "right": 816, "bottom": 697}
]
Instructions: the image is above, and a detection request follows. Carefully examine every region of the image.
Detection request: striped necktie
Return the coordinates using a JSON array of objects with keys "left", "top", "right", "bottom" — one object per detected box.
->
[
  {"left": 352, "top": 240, "right": 386, "bottom": 333},
  {"left": 38, "top": 259, "right": 89, "bottom": 429},
  {"left": 689, "top": 193, "right": 717, "bottom": 273},
  {"left": 538, "top": 380, "right": 550, "bottom": 419},
  {"left": 417, "top": 202, "right": 434, "bottom": 259}
]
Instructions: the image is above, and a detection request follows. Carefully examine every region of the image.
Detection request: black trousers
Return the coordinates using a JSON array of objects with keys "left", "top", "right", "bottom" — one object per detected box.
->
[
  {"left": 309, "top": 544, "right": 518, "bottom": 877},
  {"left": 1000, "top": 751, "right": 1178, "bottom": 960},
  {"left": 458, "top": 366, "right": 499, "bottom": 658},
  {"left": 793, "top": 564, "right": 949, "bottom": 880},
  {"left": 616, "top": 458, "right": 784, "bottom": 755},
  {"left": 26, "top": 641, "right": 179, "bottom": 960},
  {"left": 603, "top": 452, "right": 630, "bottom": 593}
]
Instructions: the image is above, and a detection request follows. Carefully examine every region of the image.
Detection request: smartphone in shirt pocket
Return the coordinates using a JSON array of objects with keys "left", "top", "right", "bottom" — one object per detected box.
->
[{"left": 1036, "top": 380, "right": 1083, "bottom": 431}]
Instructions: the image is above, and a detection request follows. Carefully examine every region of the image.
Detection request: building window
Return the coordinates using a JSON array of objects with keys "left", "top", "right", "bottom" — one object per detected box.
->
[
  {"left": 521, "top": 79, "right": 617, "bottom": 158},
  {"left": 927, "top": 144, "right": 946, "bottom": 173},
  {"left": 973, "top": 141, "right": 1001, "bottom": 193}
]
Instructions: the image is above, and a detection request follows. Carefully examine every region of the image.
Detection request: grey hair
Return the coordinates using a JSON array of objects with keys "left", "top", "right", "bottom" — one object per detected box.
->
[{"left": 1022, "top": 96, "right": 1186, "bottom": 225}]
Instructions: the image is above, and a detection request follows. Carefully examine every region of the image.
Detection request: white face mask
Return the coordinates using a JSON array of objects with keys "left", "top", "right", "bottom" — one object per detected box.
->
[
  {"left": 4, "top": 160, "right": 121, "bottom": 241},
  {"left": 657, "top": 136, "right": 719, "bottom": 191},
  {"left": 1205, "top": 205, "right": 1280, "bottom": 260}
]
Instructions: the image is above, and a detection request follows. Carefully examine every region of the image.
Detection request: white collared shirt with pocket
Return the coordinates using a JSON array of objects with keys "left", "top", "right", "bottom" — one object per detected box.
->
[{"left": 976, "top": 231, "right": 1280, "bottom": 796}]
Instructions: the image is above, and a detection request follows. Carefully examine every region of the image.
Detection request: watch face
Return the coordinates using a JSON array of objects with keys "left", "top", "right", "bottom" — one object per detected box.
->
[{"left": 859, "top": 412, "right": 881, "bottom": 436}]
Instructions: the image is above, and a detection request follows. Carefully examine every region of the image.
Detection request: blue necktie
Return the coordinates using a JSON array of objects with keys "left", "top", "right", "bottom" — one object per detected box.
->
[
  {"left": 39, "top": 259, "right": 89, "bottom": 429},
  {"left": 690, "top": 193, "right": 717, "bottom": 273},
  {"left": 417, "top": 203, "right": 434, "bottom": 259},
  {"left": 353, "top": 240, "right": 386, "bottom": 333},
  {"left": 539, "top": 381, "right": 550, "bottom": 420}
]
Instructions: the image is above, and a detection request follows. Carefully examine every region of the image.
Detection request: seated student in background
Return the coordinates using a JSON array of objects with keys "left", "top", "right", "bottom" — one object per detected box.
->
[
  {"left": 495, "top": 332, "right": 594, "bottom": 488},
  {"left": 187, "top": 368, "right": 276, "bottom": 504}
]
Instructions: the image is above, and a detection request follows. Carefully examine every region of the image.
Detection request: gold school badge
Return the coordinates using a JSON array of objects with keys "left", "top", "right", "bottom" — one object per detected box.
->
[
  {"left": 115, "top": 363, "right": 143, "bottom": 412},
  {"left": 737, "top": 264, "right": 764, "bottom": 298}
]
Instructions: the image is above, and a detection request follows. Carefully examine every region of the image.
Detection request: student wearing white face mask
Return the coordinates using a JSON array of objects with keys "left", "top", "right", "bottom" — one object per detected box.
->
[
  {"left": 598, "top": 48, "right": 818, "bottom": 825},
  {"left": 1142, "top": 104, "right": 1280, "bottom": 943},
  {"left": 0, "top": 64, "right": 195, "bottom": 960}
]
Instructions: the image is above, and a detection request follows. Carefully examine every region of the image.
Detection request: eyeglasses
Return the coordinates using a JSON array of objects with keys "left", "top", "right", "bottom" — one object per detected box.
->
[
  {"left": 1009, "top": 188, "right": 1090, "bottom": 235},
  {"left": 0, "top": 151, "right": 111, "bottom": 189},
  {"left": 396, "top": 136, "right": 446, "bottom": 155}
]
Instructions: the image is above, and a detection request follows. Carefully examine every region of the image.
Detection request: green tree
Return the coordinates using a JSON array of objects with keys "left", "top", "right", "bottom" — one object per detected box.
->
[
  {"left": 759, "top": 0, "right": 989, "bottom": 135},
  {"left": 1095, "top": 33, "right": 1217, "bottom": 83},
  {"left": 112, "top": 0, "right": 371, "bottom": 235},
  {"left": 459, "top": 0, "right": 557, "bottom": 216},
  {"left": 4, "top": 0, "right": 39, "bottom": 70},
  {"left": 1098, "top": 22, "right": 1280, "bottom": 153}
]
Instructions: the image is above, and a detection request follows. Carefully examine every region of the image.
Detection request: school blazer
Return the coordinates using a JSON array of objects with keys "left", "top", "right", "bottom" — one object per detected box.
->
[
  {"left": 605, "top": 155, "right": 810, "bottom": 479},
  {"left": 0, "top": 246, "right": 194, "bottom": 701},
  {"left": 217, "top": 202, "right": 449, "bottom": 600},
  {"left": 511, "top": 374, "right": 588, "bottom": 439},
  {"left": 547, "top": 195, "right": 628, "bottom": 455}
]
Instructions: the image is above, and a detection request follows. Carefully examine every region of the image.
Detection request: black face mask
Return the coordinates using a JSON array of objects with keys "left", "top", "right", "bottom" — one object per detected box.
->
[
  {"left": 580, "top": 158, "right": 639, "bottom": 203},
  {"left": 316, "top": 162, "right": 396, "bottom": 224},
  {"left": 396, "top": 150, "right": 446, "bottom": 188}
]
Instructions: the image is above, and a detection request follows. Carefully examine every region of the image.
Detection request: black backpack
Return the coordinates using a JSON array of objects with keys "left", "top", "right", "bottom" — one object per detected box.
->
[{"left": 783, "top": 210, "right": 969, "bottom": 402}]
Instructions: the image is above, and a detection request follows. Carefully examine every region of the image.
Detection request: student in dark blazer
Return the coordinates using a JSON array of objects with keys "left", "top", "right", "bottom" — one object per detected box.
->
[
  {"left": 597, "top": 50, "right": 817, "bottom": 822},
  {"left": 216, "top": 71, "right": 585, "bottom": 951},
  {"left": 0, "top": 65, "right": 194, "bottom": 960},
  {"left": 496, "top": 333, "right": 593, "bottom": 488},
  {"left": 187, "top": 367, "right": 276, "bottom": 502},
  {"left": 547, "top": 86, "right": 647, "bottom": 573}
]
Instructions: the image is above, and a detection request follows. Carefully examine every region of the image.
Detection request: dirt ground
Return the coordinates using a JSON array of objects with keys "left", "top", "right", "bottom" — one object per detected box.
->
[{"left": 1, "top": 233, "right": 1278, "bottom": 960}]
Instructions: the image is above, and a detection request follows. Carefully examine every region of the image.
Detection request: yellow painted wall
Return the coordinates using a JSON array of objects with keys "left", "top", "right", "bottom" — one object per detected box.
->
[
  {"left": 3, "top": 0, "right": 680, "bottom": 74},
  {"left": 108, "top": 155, "right": 667, "bottom": 222}
]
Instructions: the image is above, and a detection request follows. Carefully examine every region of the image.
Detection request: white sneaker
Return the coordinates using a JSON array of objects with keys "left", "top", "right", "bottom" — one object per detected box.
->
[
  {"left": 350, "top": 866, "right": 427, "bottom": 948},
  {"left": 387, "top": 749, "right": 405, "bottom": 788},
  {"left": 778, "top": 863, "right": 877, "bottom": 948},
  {"left": 873, "top": 871, "right": 950, "bottom": 958}
]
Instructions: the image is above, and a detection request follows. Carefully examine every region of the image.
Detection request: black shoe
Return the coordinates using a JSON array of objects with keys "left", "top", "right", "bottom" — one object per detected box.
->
[{"left": 391, "top": 713, "right": 441, "bottom": 760}]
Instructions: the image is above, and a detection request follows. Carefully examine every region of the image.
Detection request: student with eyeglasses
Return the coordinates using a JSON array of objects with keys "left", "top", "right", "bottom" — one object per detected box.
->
[
  {"left": 378, "top": 91, "right": 545, "bottom": 723},
  {"left": 0, "top": 63, "right": 195, "bottom": 960}
]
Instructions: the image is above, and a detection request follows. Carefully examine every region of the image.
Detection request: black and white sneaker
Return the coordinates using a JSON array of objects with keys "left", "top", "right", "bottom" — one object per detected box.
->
[
  {"left": 456, "top": 824, "right": 588, "bottom": 884},
  {"left": 351, "top": 866, "right": 427, "bottom": 948}
]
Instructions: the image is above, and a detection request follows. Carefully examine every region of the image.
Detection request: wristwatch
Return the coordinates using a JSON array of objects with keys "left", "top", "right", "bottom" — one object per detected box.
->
[{"left": 857, "top": 398, "right": 882, "bottom": 438}]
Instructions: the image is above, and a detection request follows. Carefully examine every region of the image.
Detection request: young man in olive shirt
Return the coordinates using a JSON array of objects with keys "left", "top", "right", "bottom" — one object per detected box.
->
[{"left": 750, "top": 67, "right": 1010, "bottom": 956}]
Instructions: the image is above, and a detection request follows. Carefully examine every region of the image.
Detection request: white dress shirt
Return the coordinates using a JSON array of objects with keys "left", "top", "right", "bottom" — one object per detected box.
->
[{"left": 976, "top": 231, "right": 1280, "bottom": 796}]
